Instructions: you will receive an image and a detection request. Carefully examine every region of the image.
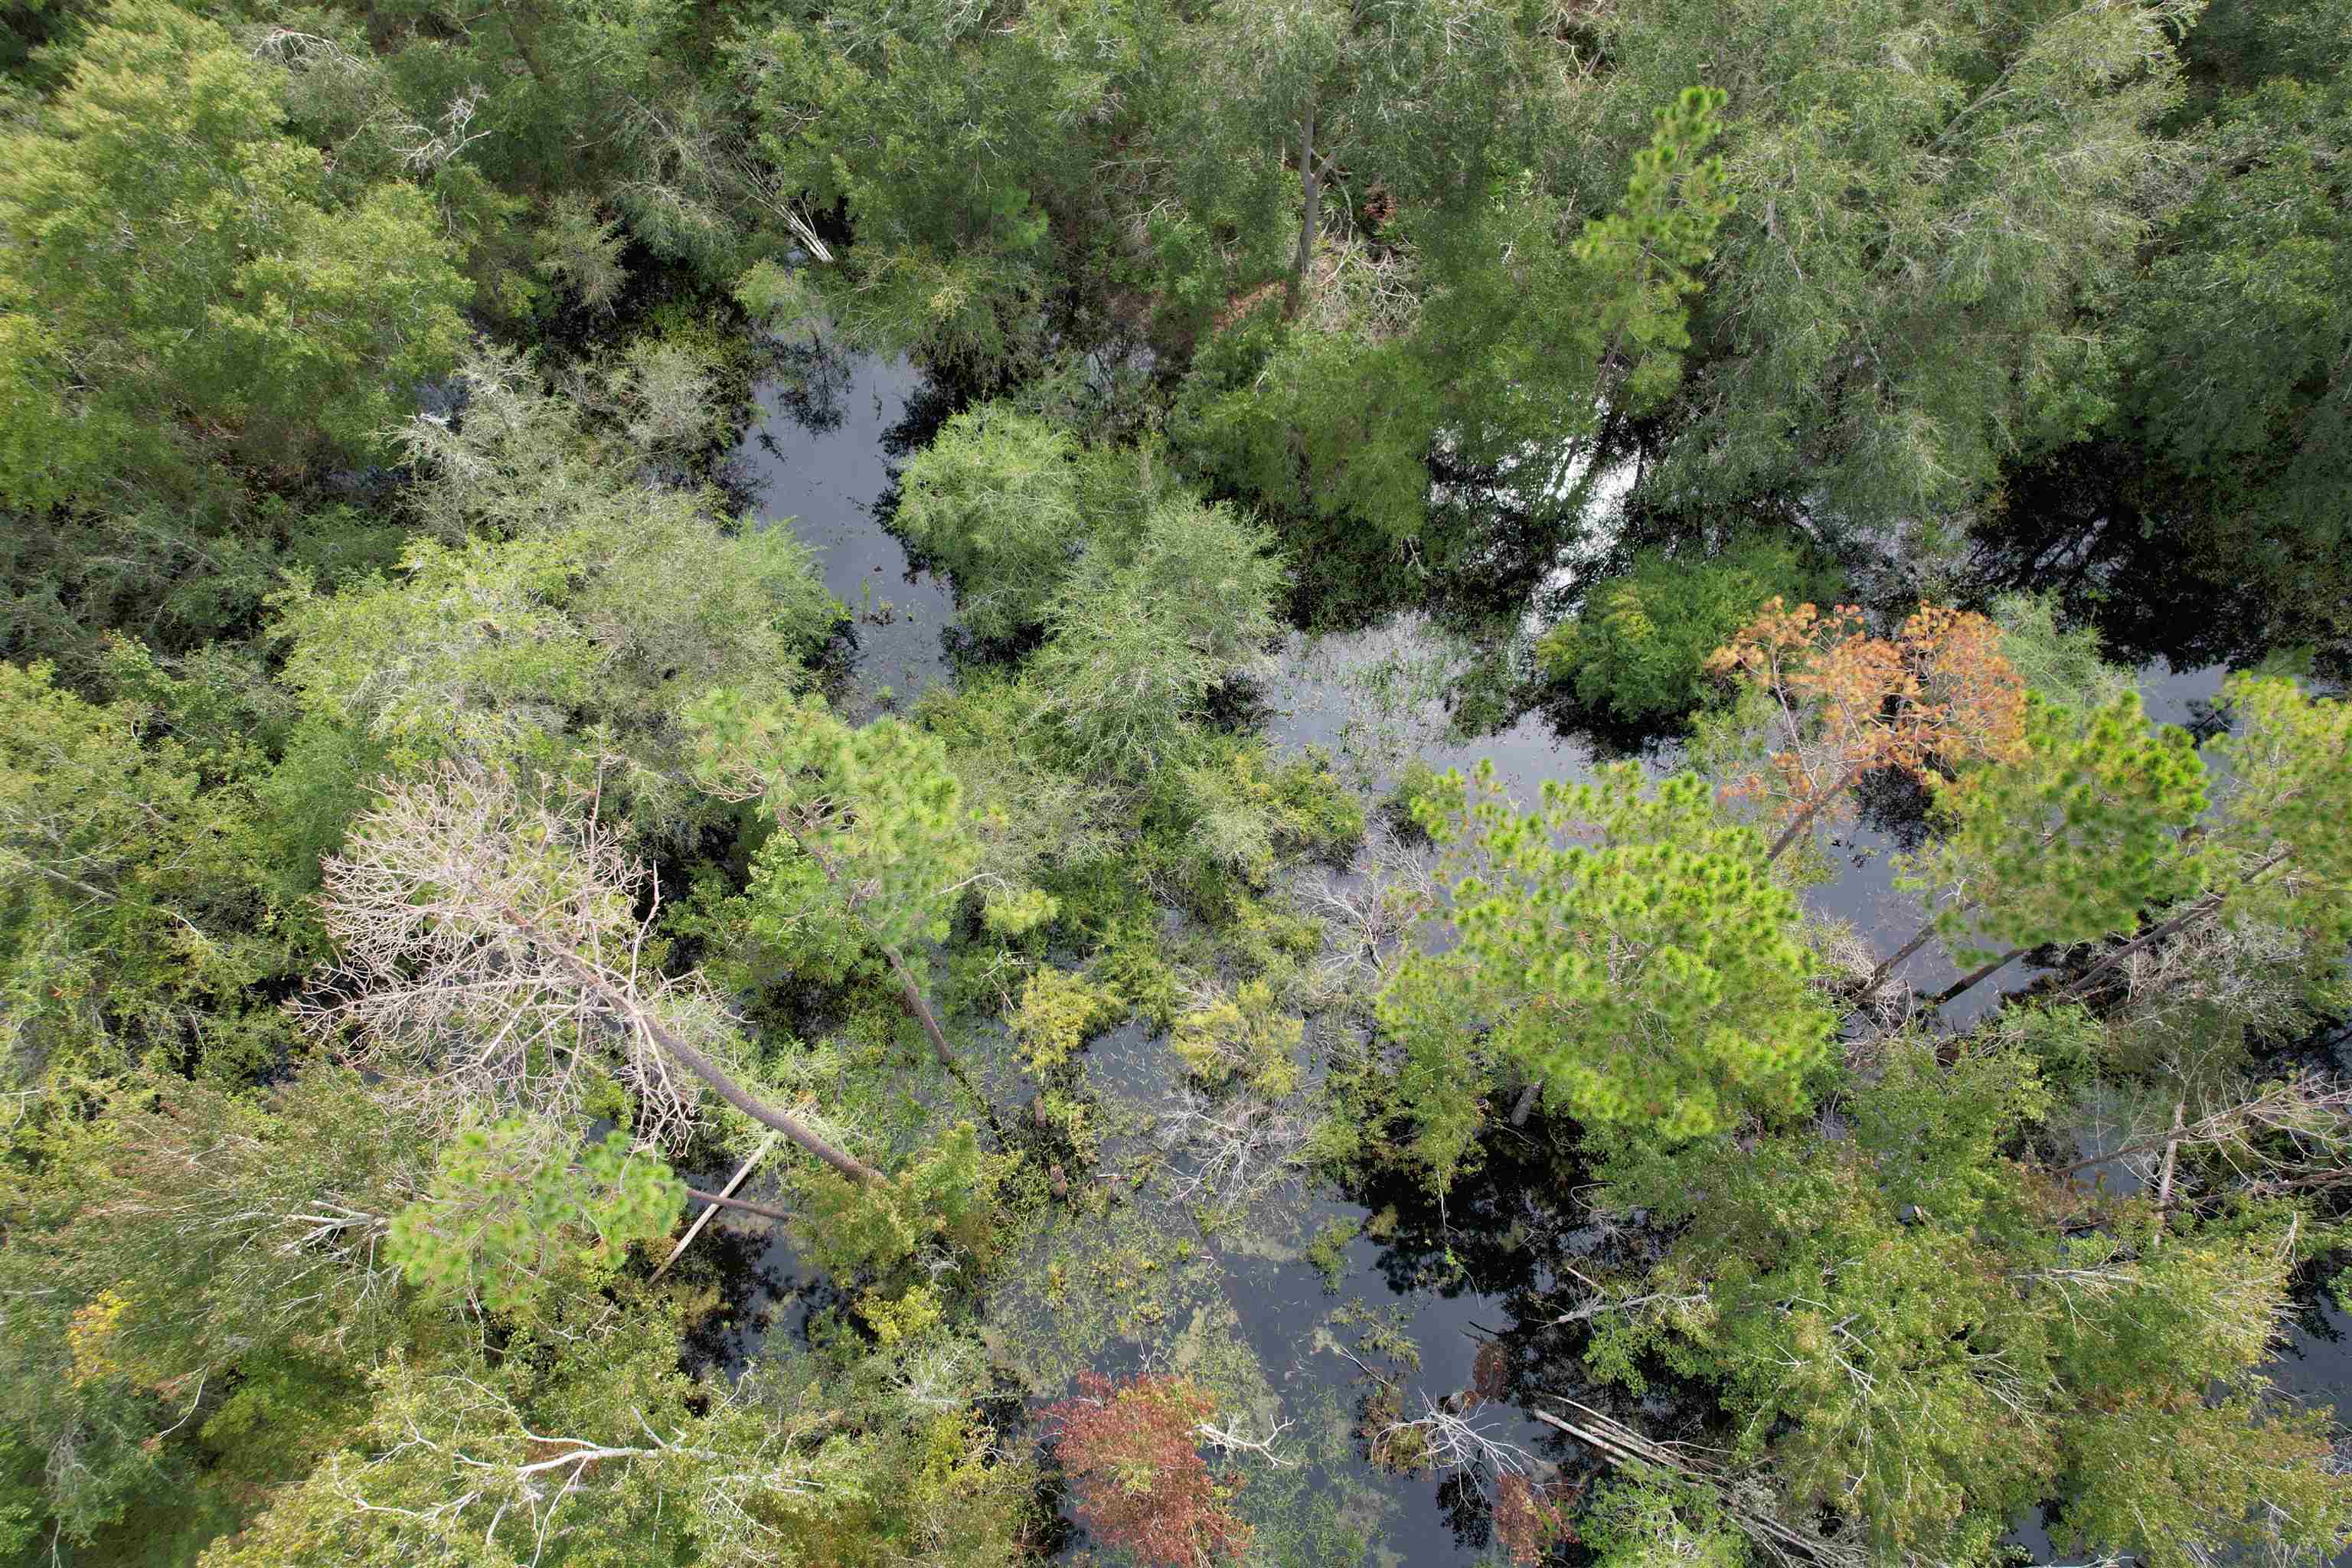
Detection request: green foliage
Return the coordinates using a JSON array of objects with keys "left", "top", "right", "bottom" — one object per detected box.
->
[
  {"left": 1170, "top": 978, "right": 1305, "bottom": 1098},
  {"left": 276, "top": 348, "right": 841, "bottom": 832},
  {"left": 691, "top": 689, "right": 979, "bottom": 980},
  {"left": 894, "top": 403, "right": 1086, "bottom": 639},
  {"left": 1379, "top": 762, "right": 1832, "bottom": 1174},
  {"left": 1538, "top": 532, "right": 1842, "bottom": 723},
  {"left": 1571, "top": 0, "right": 2188, "bottom": 532},
  {"left": 1010, "top": 966, "right": 1126, "bottom": 1073},
  {"left": 794, "top": 1123, "right": 1014, "bottom": 1279},
  {"left": 1591, "top": 1035, "right": 2350, "bottom": 1566},
  {"left": 0, "top": 1, "right": 468, "bottom": 509},
  {"left": 2120, "top": 72, "right": 2352, "bottom": 641},
  {"left": 1905, "top": 691, "right": 2209, "bottom": 965},
  {"left": 0, "top": 660, "right": 309, "bottom": 1084},
  {"left": 1025, "top": 495, "right": 1288, "bottom": 778},
  {"left": 0, "top": 1070, "right": 429, "bottom": 1547},
  {"left": 386, "top": 1119, "right": 684, "bottom": 1316},
  {"left": 1576, "top": 1467, "right": 1748, "bottom": 1568}
]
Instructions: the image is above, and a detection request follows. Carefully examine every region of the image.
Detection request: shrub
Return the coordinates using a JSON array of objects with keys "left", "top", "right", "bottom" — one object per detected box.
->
[{"left": 1045, "top": 1374, "right": 1251, "bottom": 1568}]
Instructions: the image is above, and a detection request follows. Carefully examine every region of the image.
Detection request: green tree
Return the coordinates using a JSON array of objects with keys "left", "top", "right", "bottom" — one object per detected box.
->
[
  {"left": 1565, "top": 0, "right": 2187, "bottom": 533},
  {"left": 1537, "top": 531, "right": 1841, "bottom": 724},
  {"left": 272, "top": 348, "right": 841, "bottom": 836},
  {"left": 0, "top": 1070, "right": 430, "bottom": 1547},
  {"left": 1023, "top": 495, "right": 1289, "bottom": 779},
  {"left": 2063, "top": 675, "right": 2352, "bottom": 1011},
  {"left": 1377, "top": 762, "right": 1833, "bottom": 1181},
  {"left": 1589, "top": 1032, "right": 2352, "bottom": 1566},
  {"left": 893, "top": 403, "right": 1086, "bottom": 640},
  {"left": 386, "top": 1118, "right": 684, "bottom": 1317},
  {"left": 0, "top": 660, "right": 313, "bottom": 1085},
  {"left": 1883, "top": 691, "right": 2210, "bottom": 1000},
  {"left": 2117, "top": 70, "right": 2352, "bottom": 645},
  {"left": 690, "top": 691, "right": 982, "bottom": 1066},
  {"left": 0, "top": 0, "right": 469, "bottom": 508}
]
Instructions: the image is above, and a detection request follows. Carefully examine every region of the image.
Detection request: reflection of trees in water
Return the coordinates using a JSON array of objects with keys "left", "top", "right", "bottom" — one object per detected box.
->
[
  {"left": 756, "top": 334, "right": 856, "bottom": 438},
  {"left": 1965, "top": 439, "right": 2332, "bottom": 674}
]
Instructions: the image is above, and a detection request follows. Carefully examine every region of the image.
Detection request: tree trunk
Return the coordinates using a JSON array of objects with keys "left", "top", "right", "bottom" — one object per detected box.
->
[
  {"left": 1764, "top": 761, "right": 1867, "bottom": 865},
  {"left": 1865, "top": 913, "right": 1949, "bottom": 994},
  {"left": 1928, "top": 943, "right": 2027, "bottom": 1008},
  {"left": 1284, "top": 102, "right": 1320, "bottom": 322},
  {"left": 511, "top": 911, "right": 886, "bottom": 1187},
  {"left": 2056, "top": 846, "right": 2292, "bottom": 1003},
  {"left": 883, "top": 943, "right": 956, "bottom": 1068}
]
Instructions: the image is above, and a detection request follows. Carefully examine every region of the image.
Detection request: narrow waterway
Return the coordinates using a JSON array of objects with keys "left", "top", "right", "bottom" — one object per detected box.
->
[{"left": 715, "top": 337, "right": 2352, "bottom": 1566}]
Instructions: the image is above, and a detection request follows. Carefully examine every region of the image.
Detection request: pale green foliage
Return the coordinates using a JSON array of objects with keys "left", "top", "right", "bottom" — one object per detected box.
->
[
  {"left": 1025, "top": 495, "right": 1288, "bottom": 777},
  {"left": 1904, "top": 691, "right": 2209, "bottom": 965},
  {"left": 201, "top": 1296, "right": 1037, "bottom": 1568},
  {"left": 1170, "top": 978, "right": 1304, "bottom": 1097},
  {"left": 1989, "top": 592, "right": 2138, "bottom": 711},
  {"left": 534, "top": 192, "right": 630, "bottom": 311},
  {"left": 273, "top": 349, "right": 840, "bottom": 831},
  {"left": 0, "top": 1, "right": 469, "bottom": 508},
  {"left": 0, "top": 661, "right": 305, "bottom": 1083},
  {"left": 690, "top": 690, "right": 980, "bottom": 975},
  {"left": 1592, "top": 1033, "right": 2349, "bottom": 1565},
  {"left": 1378, "top": 762, "right": 1831, "bottom": 1174},
  {"left": 895, "top": 403, "right": 1086, "bottom": 639},
  {"left": 2198, "top": 675, "right": 2352, "bottom": 1009},
  {"left": 1576, "top": 1468, "right": 1748, "bottom": 1568},
  {"left": 387, "top": 1118, "right": 684, "bottom": 1316}
]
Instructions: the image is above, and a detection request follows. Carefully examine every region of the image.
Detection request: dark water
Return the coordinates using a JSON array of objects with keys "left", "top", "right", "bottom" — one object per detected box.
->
[{"left": 716, "top": 341, "right": 2351, "bottom": 1566}]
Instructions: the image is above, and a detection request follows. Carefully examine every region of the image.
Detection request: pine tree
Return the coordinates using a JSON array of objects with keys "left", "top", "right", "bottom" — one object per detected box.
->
[
  {"left": 1377, "top": 761, "right": 1834, "bottom": 1168},
  {"left": 1705, "top": 599, "right": 2028, "bottom": 863},
  {"left": 1883, "top": 691, "right": 2209, "bottom": 1001},
  {"left": 690, "top": 691, "right": 978, "bottom": 1067}
]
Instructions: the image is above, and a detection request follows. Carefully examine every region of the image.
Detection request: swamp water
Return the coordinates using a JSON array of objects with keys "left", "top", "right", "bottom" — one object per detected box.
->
[{"left": 701, "top": 338, "right": 2352, "bottom": 1566}]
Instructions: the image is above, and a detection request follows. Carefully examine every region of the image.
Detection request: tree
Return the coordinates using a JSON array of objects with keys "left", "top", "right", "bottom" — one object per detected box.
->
[
  {"left": 1564, "top": 0, "right": 2189, "bottom": 534},
  {"left": 385, "top": 1117, "right": 685, "bottom": 1317},
  {"left": 892, "top": 403, "right": 1086, "bottom": 641},
  {"left": 2061, "top": 674, "right": 2352, "bottom": 1009},
  {"left": 0, "top": 1, "right": 468, "bottom": 509},
  {"left": 0, "top": 660, "right": 310, "bottom": 1085},
  {"left": 689, "top": 691, "right": 980, "bottom": 1067},
  {"left": 1377, "top": 762, "right": 1834, "bottom": 1176},
  {"left": 1587, "top": 1032, "right": 2352, "bottom": 1566},
  {"left": 0, "top": 1069, "right": 428, "bottom": 1547},
  {"left": 1022, "top": 495, "right": 1289, "bottom": 779},
  {"left": 271, "top": 347, "right": 841, "bottom": 836},
  {"left": 1704, "top": 599, "right": 2028, "bottom": 864},
  {"left": 302, "top": 757, "right": 883, "bottom": 1183},
  {"left": 2117, "top": 70, "right": 2352, "bottom": 646},
  {"left": 1045, "top": 1373, "right": 1252, "bottom": 1568},
  {"left": 1537, "top": 531, "right": 1843, "bottom": 724},
  {"left": 1881, "top": 691, "right": 2209, "bottom": 1001}
]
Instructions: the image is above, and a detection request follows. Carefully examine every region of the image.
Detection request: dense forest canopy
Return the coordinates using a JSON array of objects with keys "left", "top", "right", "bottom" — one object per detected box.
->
[{"left": 2, "top": 0, "right": 2350, "bottom": 1563}]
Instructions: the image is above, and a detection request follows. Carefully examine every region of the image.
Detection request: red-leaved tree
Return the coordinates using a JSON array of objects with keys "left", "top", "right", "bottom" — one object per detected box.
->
[{"left": 1046, "top": 1374, "right": 1252, "bottom": 1567}]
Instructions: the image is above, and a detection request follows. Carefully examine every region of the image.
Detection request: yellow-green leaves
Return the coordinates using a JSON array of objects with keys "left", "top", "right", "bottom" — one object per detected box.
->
[
  {"left": 1378, "top": 762, "right": 1832, "bottom": 1165},
  {"left": 1908, "top": 691, "right": 2209, "bottom": 965},
  {"left": 387, "top": 1118, "right": 684, "bottom": 1317},
  {"left": 0, "top": 2, "right": 468, "bottom": 508}
]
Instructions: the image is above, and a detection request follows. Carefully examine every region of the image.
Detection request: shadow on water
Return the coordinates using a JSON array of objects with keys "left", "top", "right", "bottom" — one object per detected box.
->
[{"left": 716, "top": 337, "right": 2352, "bottom": 1566}]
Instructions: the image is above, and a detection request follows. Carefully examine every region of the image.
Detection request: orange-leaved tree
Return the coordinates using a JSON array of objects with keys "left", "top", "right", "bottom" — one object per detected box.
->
[
  {"left": 1046, "top": 1374, "right": 1251, "bottom": 1568},
  {"left": 1704, "top": 599, "right": 2027, "bottom": 864}
]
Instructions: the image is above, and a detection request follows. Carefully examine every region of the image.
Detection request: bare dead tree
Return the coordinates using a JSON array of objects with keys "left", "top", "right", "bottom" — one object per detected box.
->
[{"left": 302, "top": 760, "right": 880, "bottom": 1184}]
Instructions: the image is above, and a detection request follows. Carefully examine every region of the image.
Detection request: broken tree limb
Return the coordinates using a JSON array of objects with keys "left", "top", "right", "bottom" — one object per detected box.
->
[{"left": 655, "top": 1132, "right": 778, "bottom": 1280}]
